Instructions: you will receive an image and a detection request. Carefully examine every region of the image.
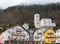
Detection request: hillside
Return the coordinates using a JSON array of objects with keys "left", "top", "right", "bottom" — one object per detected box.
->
[{"left": 0, "top": 3, "right": 60, "bottom": 33}]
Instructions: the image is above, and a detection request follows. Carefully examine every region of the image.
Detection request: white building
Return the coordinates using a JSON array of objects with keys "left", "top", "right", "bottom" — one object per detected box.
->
[
  {"left": 56, "top": 29, "right": 60, "bottom": 43},
  {"left": 34, "top": 29, "right": 44, "bottom": 43},
  {"left": 40, "top": 18, "right": 56, "bottom": 32},
  {"left": 40, "top": 18, "right": 56, "bottom": 27},
  {"left": 34, "top": 13, "right": 56, "bottom": 32},
  {"left": 1, "top": 25, "right": 29, "bottom": 41},
  {"left": 34, "top": 13, "right": 40, "bottom": 28}
]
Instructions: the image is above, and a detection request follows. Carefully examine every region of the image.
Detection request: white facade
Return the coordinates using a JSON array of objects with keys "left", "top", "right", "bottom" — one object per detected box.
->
[
  {"left": 34, "top": 29, "right": 44, "bottom": 41},
  {"left": 1, "top": 26, "right": 29, "bottom": 41},
  {"left": 34, "top": 13, "right": 40, "bottom": 28},
  {"left": 56, "top": 29, "right": 60, "bottom": 43},
  {"left": 40, "top": 18, "right": 56, "bottom": 27}
]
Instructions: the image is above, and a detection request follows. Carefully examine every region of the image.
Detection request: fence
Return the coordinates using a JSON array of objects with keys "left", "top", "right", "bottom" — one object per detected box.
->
[{"left": 4, "top": 40, "right": 43, "bottom": 44}]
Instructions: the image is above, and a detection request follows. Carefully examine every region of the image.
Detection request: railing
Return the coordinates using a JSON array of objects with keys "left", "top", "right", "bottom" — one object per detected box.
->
[{"left": 4, "top": 40, "right": 43, "bottom": 44}]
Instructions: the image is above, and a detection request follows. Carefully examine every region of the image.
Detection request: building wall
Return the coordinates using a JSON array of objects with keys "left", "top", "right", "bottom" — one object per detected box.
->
[
  {"left": 1, "top": 26, "right": 29, "bottom": 41},
  {"left": 44, "top": 28, "right": 56, "bottom": 43},
  {"left": 34, "top": 29, "right": 44, "bottom": 41},
  {"left": 56, "top": 29, "right": 60, "bottom": 43}
]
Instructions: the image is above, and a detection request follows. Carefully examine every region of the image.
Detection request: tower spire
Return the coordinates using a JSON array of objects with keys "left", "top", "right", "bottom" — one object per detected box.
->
[{"left": 34, "top": 13, "right": 40, "bottom": 28}]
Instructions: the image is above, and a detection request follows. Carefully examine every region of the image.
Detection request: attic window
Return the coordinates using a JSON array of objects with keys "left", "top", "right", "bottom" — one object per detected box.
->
[
  {"left": 11, "top": 31, "right": 15, "bottom": 35},
  {"left": 8, "top": 31, "right": 10, "bottom": 33}
]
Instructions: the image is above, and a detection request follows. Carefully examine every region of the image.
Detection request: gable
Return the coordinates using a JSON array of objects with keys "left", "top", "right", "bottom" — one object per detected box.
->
[
  {"left": 44, "top": 28, "right": 55, "bottom": 35},
  {"left": 3, "top": 26, "right": 29, "bottom": 41},
  {"left": 34, "top": 29, "right": 44, "bottom": 41}
]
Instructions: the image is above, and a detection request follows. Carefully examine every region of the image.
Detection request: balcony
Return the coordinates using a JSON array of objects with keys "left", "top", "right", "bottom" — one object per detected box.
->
[
  {"left": 35, "top": 36, "right": 42, "bottom": 39},
  {"left": 37, "top": 32, "right": 42, "bottom": 35},
  {"left": 46, "top": 35, "right": 56, "bottom": 38},
  {"left": 16, "top": 29, "right": 22, "bottom": 32},
  {"left": 46, "top": 36, "right": 56, "bottom": 38},
  {"left": 56, "top": 36, "right": 60, "bottom": 38},
  {"left": 47, "top": 32, "right": 53, "bottom": 35}
]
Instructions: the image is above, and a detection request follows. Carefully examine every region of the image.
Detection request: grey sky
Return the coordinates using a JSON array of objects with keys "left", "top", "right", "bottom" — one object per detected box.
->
[{"left": 0, "top": 0, "right": 60, "bottom": 9}]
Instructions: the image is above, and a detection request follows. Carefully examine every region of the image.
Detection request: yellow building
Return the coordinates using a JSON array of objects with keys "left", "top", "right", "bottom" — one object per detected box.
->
[{"left": 44, "top": 28, "right": 56, "bottom": 44}]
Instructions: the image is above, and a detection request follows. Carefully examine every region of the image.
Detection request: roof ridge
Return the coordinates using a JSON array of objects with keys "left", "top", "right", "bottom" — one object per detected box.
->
[{"left": 20, "top": 25, "right": 30, "bottom": 34}]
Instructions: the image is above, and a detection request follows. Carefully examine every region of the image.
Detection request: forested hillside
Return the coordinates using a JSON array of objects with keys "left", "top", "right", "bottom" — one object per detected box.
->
[{"left": 0, "top": 3, "right": 60, "bottom": 33}]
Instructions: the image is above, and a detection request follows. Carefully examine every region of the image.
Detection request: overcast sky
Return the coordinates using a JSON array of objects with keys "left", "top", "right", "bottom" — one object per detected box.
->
[{"left": 0, "top": 0, "right": 60, "bottom": 9}]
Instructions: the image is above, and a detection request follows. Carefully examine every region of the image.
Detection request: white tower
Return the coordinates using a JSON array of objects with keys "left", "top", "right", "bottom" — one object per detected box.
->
[{"left": 34, "top": 13, "right": 40, "bottom": 28}]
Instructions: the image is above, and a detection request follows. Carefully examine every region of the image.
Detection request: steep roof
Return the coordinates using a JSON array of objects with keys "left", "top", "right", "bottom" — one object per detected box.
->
[
  {"left": 20, "top": 25, "right": 30, "bottom": 34},
  {"left": 44, "top": 28, "right": 55, "bottom": 33}
]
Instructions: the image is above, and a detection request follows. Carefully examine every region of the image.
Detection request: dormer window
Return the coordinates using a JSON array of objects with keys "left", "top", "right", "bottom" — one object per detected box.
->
[
  {"left": 8, "top": 36, "right": 11, "bottom": 39},
  {"left": 11, "top": 31, "right": 15, "bottom": 35},
  {"left": 8, "top": 31, "right": 10, "bottom": 33}
]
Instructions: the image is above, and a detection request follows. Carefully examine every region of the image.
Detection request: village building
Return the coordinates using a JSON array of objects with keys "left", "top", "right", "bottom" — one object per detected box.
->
[
  {"left": 44, "top": 28, "right": 56, "bottom": 44},
  {"left": 56, "top": 29, "right": 60, "bottom": 43},
  {"left": 34, "top": 13, "right": 56, "bottom": 31},
  {"left": 1, "top": 25, "right": 30, "bottom": 44},
  {"left": 40, "top": 18, "right": 56, "bottom": 32},
  {"left": 34, "top": 29, "right": 44, "bottom": 44}
]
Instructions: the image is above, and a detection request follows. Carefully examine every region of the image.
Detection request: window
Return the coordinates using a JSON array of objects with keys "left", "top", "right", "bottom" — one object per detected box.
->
[
  {"left": 8, "top": 36, "right": 10, "bottom": 39},
  {"left": 58, "top": 31, "right": 59, "bottom": 33},
  {"left": 8, "top": 31, "right": 10, "bottom": 33}
]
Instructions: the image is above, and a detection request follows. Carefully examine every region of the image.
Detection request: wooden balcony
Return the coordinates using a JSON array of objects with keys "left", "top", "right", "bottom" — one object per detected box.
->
[
  {"left": 56, "top": 36, "right": 60, "bottom": 38},
  {"left": 46, "top": 36, "right": 56, "bottom": 38},
  {"left": 35, "top": 36, "right": 41, "bottom": 39},
  {"left": 37, "top": 32, "right": 42, "bottom": 35},
  {"left": 16, "top": 29, "right": 22, "bottom": 32},
  {"left": 47, "top": 33, "right": 53, "bottom": 35},
  {"left": 46, "top": 35, "right": 56, "bottom": 38},
  {"left": 11, "top": 32, "right": 26, "bottom": 37}
]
